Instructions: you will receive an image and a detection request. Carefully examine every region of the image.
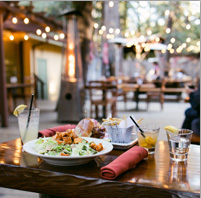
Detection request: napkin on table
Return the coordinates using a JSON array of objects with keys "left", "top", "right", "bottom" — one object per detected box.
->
[
  {"left": 100, "top": 146, "right": 148, "bottom": 180},
  {"left": 38, "top": 124, "right": 76, "bottom": 137}
]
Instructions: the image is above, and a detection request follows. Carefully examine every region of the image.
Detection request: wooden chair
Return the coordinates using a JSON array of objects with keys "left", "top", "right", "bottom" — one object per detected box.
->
[
  {"left": 145, "top": 79, "right": 166, "bottom": 110},
  {"left": 87, "top": 81, "right": 118, "bottom": 119}
]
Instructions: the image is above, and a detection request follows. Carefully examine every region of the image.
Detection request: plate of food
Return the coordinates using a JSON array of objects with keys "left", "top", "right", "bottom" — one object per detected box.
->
[{"left": 23, "top": 130, "right": 113, "bottom": 166}]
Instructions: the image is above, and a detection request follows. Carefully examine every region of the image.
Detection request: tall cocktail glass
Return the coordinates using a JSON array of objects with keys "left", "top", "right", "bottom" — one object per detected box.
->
[
  {"left": 17, "top": 108, "right": 40, "bottom": 144},
  {"left": 136, "top": 124, "right": 160, "bottom": 154}
]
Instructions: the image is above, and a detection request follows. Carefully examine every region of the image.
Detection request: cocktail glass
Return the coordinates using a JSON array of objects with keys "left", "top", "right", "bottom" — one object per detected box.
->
[
  {"left": 166, "top": 129, "right": 193, "bottom": 161},
  {"left": 136, "top": 124, "right": 160, "bottom": 154},
  {"left": 17, "top": 108, "right": 40, "bottom": 144}
]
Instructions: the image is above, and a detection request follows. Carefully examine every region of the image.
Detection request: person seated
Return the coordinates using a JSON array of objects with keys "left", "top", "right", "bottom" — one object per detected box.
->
[{"left": 182, "top": 83, "right": 200, "bottom": 144}]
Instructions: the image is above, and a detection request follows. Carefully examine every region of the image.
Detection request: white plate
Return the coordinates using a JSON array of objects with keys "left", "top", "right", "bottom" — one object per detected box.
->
[
  {"left": 111, "top": 138, "right": 138, "bottom": 150},
  {"left": 23, "top": 137, "right": 113, "bottom": 166}
]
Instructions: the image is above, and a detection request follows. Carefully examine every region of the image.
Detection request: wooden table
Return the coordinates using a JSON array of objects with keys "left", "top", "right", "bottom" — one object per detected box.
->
[{"left": 0, "top": 139, "right": 199, "bottom": 198}]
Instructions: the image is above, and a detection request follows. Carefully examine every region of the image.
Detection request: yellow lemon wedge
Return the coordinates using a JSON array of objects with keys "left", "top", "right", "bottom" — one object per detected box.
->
[
  {"left": 13, "top": 104, "right": 27, "bottom": 117},
  {"left": 145, "top": 136, "right": 155, "bottom": 144},
  {"left": 164, "top": 125, "right": 180, "bottom": 134}
]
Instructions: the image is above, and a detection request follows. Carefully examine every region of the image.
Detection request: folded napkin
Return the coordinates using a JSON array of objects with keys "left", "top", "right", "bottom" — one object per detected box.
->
[
  {"left": 100, "top": 146, "right": 148, "bottom": 180},
  {"left": 38, "top": 124, "right": 76, "bottom": 137}
]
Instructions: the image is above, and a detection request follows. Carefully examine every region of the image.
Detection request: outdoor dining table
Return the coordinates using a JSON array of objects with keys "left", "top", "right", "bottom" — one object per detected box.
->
[{"left": 0, "top": 138, "right": 200, "bottom": 198}]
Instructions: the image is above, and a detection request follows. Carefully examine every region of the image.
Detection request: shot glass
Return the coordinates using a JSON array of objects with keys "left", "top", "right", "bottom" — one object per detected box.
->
[
  {"left": 166, "top": 129, "right": 193, "bottom": 161},
  {"left": 136, "top": 124, "right": 160, "bottom": 154},
  {"left": 17, "top": 108, "right": 40, "bottom": 144}
]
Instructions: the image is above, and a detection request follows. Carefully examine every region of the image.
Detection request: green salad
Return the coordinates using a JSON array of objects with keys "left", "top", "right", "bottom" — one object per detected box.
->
[{"left": 34, "top": 137, "right": 98, "bottom": 157}]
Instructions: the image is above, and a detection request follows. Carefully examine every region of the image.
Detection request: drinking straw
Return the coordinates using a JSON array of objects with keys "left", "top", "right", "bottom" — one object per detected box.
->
[
  {"left": 129, "top": 116, "right": 145, "bottom": 138},
  {"left": 23, "top": 94, "right": 34, "bottom": 142}
]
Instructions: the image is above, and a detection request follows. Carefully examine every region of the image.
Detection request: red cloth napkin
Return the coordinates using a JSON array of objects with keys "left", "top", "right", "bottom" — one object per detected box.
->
[
  {"left": 100, "top": 146, "right": 148, "bottom": 180},
  {"left": 38, "top": 124, "right": 76, "bottom": 137}
]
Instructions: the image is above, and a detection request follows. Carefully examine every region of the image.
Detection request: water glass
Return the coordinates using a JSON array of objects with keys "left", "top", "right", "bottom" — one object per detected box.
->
[
  {"left": 136, "top": 124, "right": 160, "bottom": 154},
  {"left": 17, "top": 108, "right": 40, "bottom": 144},
  {"left": 166, "top": 129, "right": 193, "bottom": 161}
]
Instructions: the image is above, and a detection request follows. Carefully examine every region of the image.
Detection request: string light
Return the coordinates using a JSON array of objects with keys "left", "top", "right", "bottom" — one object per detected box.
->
[
  {"left": 45, "top": 26, "right": 50, "bottom": 32},
  {"left": 109, "top": 28, "right": 113, "bottom": 34},
  {"left": 12, "top": 17, "right": 18, "bottom": 24},
  {"left": 124, "top": 32, "right": 129, "bottom": 38},
  {"left": 170, "top": 49, "right": 174, "bottom": 54},
  {"left": 54, "top": 35, "right": 59, "bottom": 40},
  {"left": 9, "top": 35, "right": 14, "bottom": 40},
  {"left": 109, "top": 1, "right": 114, "bottom": 8},
  {"left": 165, "top": 10, "right": 170, "bottom": 16},
  {"left": 101, "top": 26, "right": 106, "bottom": 31},
  {"left": 147, "top": 29, "right": 152, "bottom": 36},
  {"left": 24, "top": 18, "right": 29, "bottom": 24},
  {"left": 186, "top": 24, "right": 191, "bottom": 30},
  {"left": 166, "top": 28, "right": 171, "bottom": 34},
  {"left": 170, "top": 38, "right": 175, "bottom": 43},
  {"left": 24, "top": 35, "right": 29, "bottom": 40},
  {"left": 182, "top": 43, "right": 187, "bottom": 48},
  {"left": 36, "top": 29, "right": 42, "bottom": 35},
  {"left": 94, "top": 23, "right": 99, "bottom": 29},
  {"left": 42, "top": 33, "right": 47, "bottom": 39},
  {"left": 155, "top": 37, "right": 160, "bottom": 42},
  {"left": 186, "top": 38, "right": 191, "bottom": 43},
  {"left": 131, "top": 30, "right": 135, "bottom": 36},
  {"left": 60, "top": 33, "right": 65, "bottom": 39},
  {"left": 197, "top": 41, "right": 200, "bottom": 46},
  {"left": 99, "top": 29, "right": 103, "bottom": 35},
  {"left": 161, "top": 49, "right": 166, "bottom": 53},
  {"left": 115, "top": 28, "right": 120, "bottom": 35},
  {"left": 167, "top": 44, "right": 172, "bottom": 50}
]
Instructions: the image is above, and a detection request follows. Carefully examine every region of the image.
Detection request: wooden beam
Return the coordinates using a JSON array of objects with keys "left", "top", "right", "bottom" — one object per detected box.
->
[{"left": 0, "top": 9, "right": 8, "bottom": 127}]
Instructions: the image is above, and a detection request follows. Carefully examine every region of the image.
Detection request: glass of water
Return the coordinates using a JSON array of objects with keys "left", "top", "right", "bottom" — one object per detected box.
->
[
  {"left": 17, "top": 108, "right": 40, "bottom": 144},
  {"left": 166, "top": 129, "right": 193, "bottom": 161}
]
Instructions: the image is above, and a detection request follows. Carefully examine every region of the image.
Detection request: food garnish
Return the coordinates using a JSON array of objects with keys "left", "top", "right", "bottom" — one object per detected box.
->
[
  {"left": 13, "top": 104, "right": 27, "bottom": 117},
  {"left": 164, "top": 125, "right": 180, "bottom": 134}
]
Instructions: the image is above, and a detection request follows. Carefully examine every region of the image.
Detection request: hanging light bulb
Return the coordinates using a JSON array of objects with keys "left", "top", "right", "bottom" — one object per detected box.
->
[
  {"left": 9, "top": 35, "right": 14, "bottom": 40},
  {"left": 24, "top": 35, "right": 29, "bottom": 40},
  {"left": 99, "top": 29, "right": 103, "bottom": 35},
  {"left": 42, "top": 33, "right": 47, "bottom": 39},
  {"left": 54, "top": 35, "right": 59, "bottom": 40},
  {"left": 109, "top": 1, "right": 114, "bottom": 8},
  {"left": 94, "top": 23, "right": 99, "bottom": 29},
  {"left": 186, "top": 38, "right": 191, "bottom": 43},
  {"left": 101, "top": 26, "right": 106, "bottom": 31},
  {"left": 36, "top": 29, "right": 42, "bottom": 35},
  {"left": 147, "top": 29, "right": 152, "bottom": 36},
  {"left": 12, "top": 17, "right": 18, "bottom": 24},
  {"left": 115, "top": 28, "right": 120, "bottom": 35},
  {"left": 170, "top": 38, "right": 175, "bottom": 43},
  {"left": 60, "top": 33, "right": 65, "bottom": 39},
  {"left": 24, "top": 18, "right": 29, "bottom": 24},
  {"left": 165, "top": 10, "right": 170, "bottom": 16},
  {"left": 166, "top": 28, "right": 171, "bottom": 34},
  {"left": 45, "top": 26, "right": 50, "bottom": 32},
  {"left": 109, "top": 28, "right": 114, "bottom": 34},
  {"left": 186, "top": 24, "right": 191, "bottom": 30},
  {"left": 155, "top": 37, "right": 160, "bottom": 42}
]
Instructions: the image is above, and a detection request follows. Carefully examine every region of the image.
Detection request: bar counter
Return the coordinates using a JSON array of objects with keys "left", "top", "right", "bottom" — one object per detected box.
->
[{"left": 0, "top": 139, "right": 200, "bottom": 198}]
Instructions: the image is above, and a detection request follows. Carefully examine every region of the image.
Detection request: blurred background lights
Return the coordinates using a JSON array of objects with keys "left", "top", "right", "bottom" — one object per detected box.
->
[
  {"left": 115, "top": 28, "right": 120, "bottom": 34},
  {"left": 99, "top": 29, "right": 103, "bottom": 35},
  {"left": 59, "top": 33, "right": 65, "bottom": 39},
  {"left": 94, "top": 23, "right": 99, "bottom": 29},
  {"left": 42, "top": 33, "right": 47, "bottom": 39},
  {"left": 12, "top": 17, "right": 18, "bottom": 24},
  {"left": 54, "top": 35, "right": 59, "bottom": 40},
  {"left": 45, "top": 26, "right": 50, "bottom": 32},
  {"left": 101, "top": 25, "right": 106, "bottom": 31},
  {"left": 155, "top": 37, "right": 160, "bottom": 42},
  {"left": 9, "top": 35, "right": 14, "bottom": 40},
  {"left": 24, "top": 35, "right": 29, "bottom": 40},
  {"left": 24, "top": 18, "right": 29, "bottom": 24},
  {"left": 131, "top": 30, "right": 135, "bottom": 35},
  {"left": 182, "top": 43, "right": 187, "bottom": 48},
  {"left": 170, "top": 38, "right": 175, "bottom": 43},
  {"left": 36, "top": 29, "right": 42, "bottom": 35},
  {"left": 186, "top": 38, "right": 191, "bottom": 43},
  {"left": 186, "top": 24, "right": 191, "bottom": 30},
  {"left": 147, "top": 29, "right": 152, "bottom": 36},
  {"left": 109, "top": 28, "right": 114, "bottom": 34},
  {"left": 109, "top": 1, "right": 114, "bottom": 8},
  {"left": 165, "top": 10, "right": 170, "bottom": 16},
  {"left": 124, "top": 32, "right": 129, "bottom": 38},
  {"left": 166, "top": 28, "right": 171, "bottom": 34}
]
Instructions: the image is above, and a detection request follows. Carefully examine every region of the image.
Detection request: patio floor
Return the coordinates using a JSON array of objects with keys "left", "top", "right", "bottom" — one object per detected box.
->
[{"left": 0, "top": 97, "right": 190, "bottom": 198}]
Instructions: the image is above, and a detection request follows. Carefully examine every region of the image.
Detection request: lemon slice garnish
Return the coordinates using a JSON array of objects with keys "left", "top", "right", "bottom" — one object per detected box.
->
[
  {"left": 164, "top": 125, "right": 180, "bottom": 134},
  {"left": 13, "top": 104, "right": 27, "bottom": 117},
  {"left": 145, "top": 136, "right": 155, "bottom": 145}
]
